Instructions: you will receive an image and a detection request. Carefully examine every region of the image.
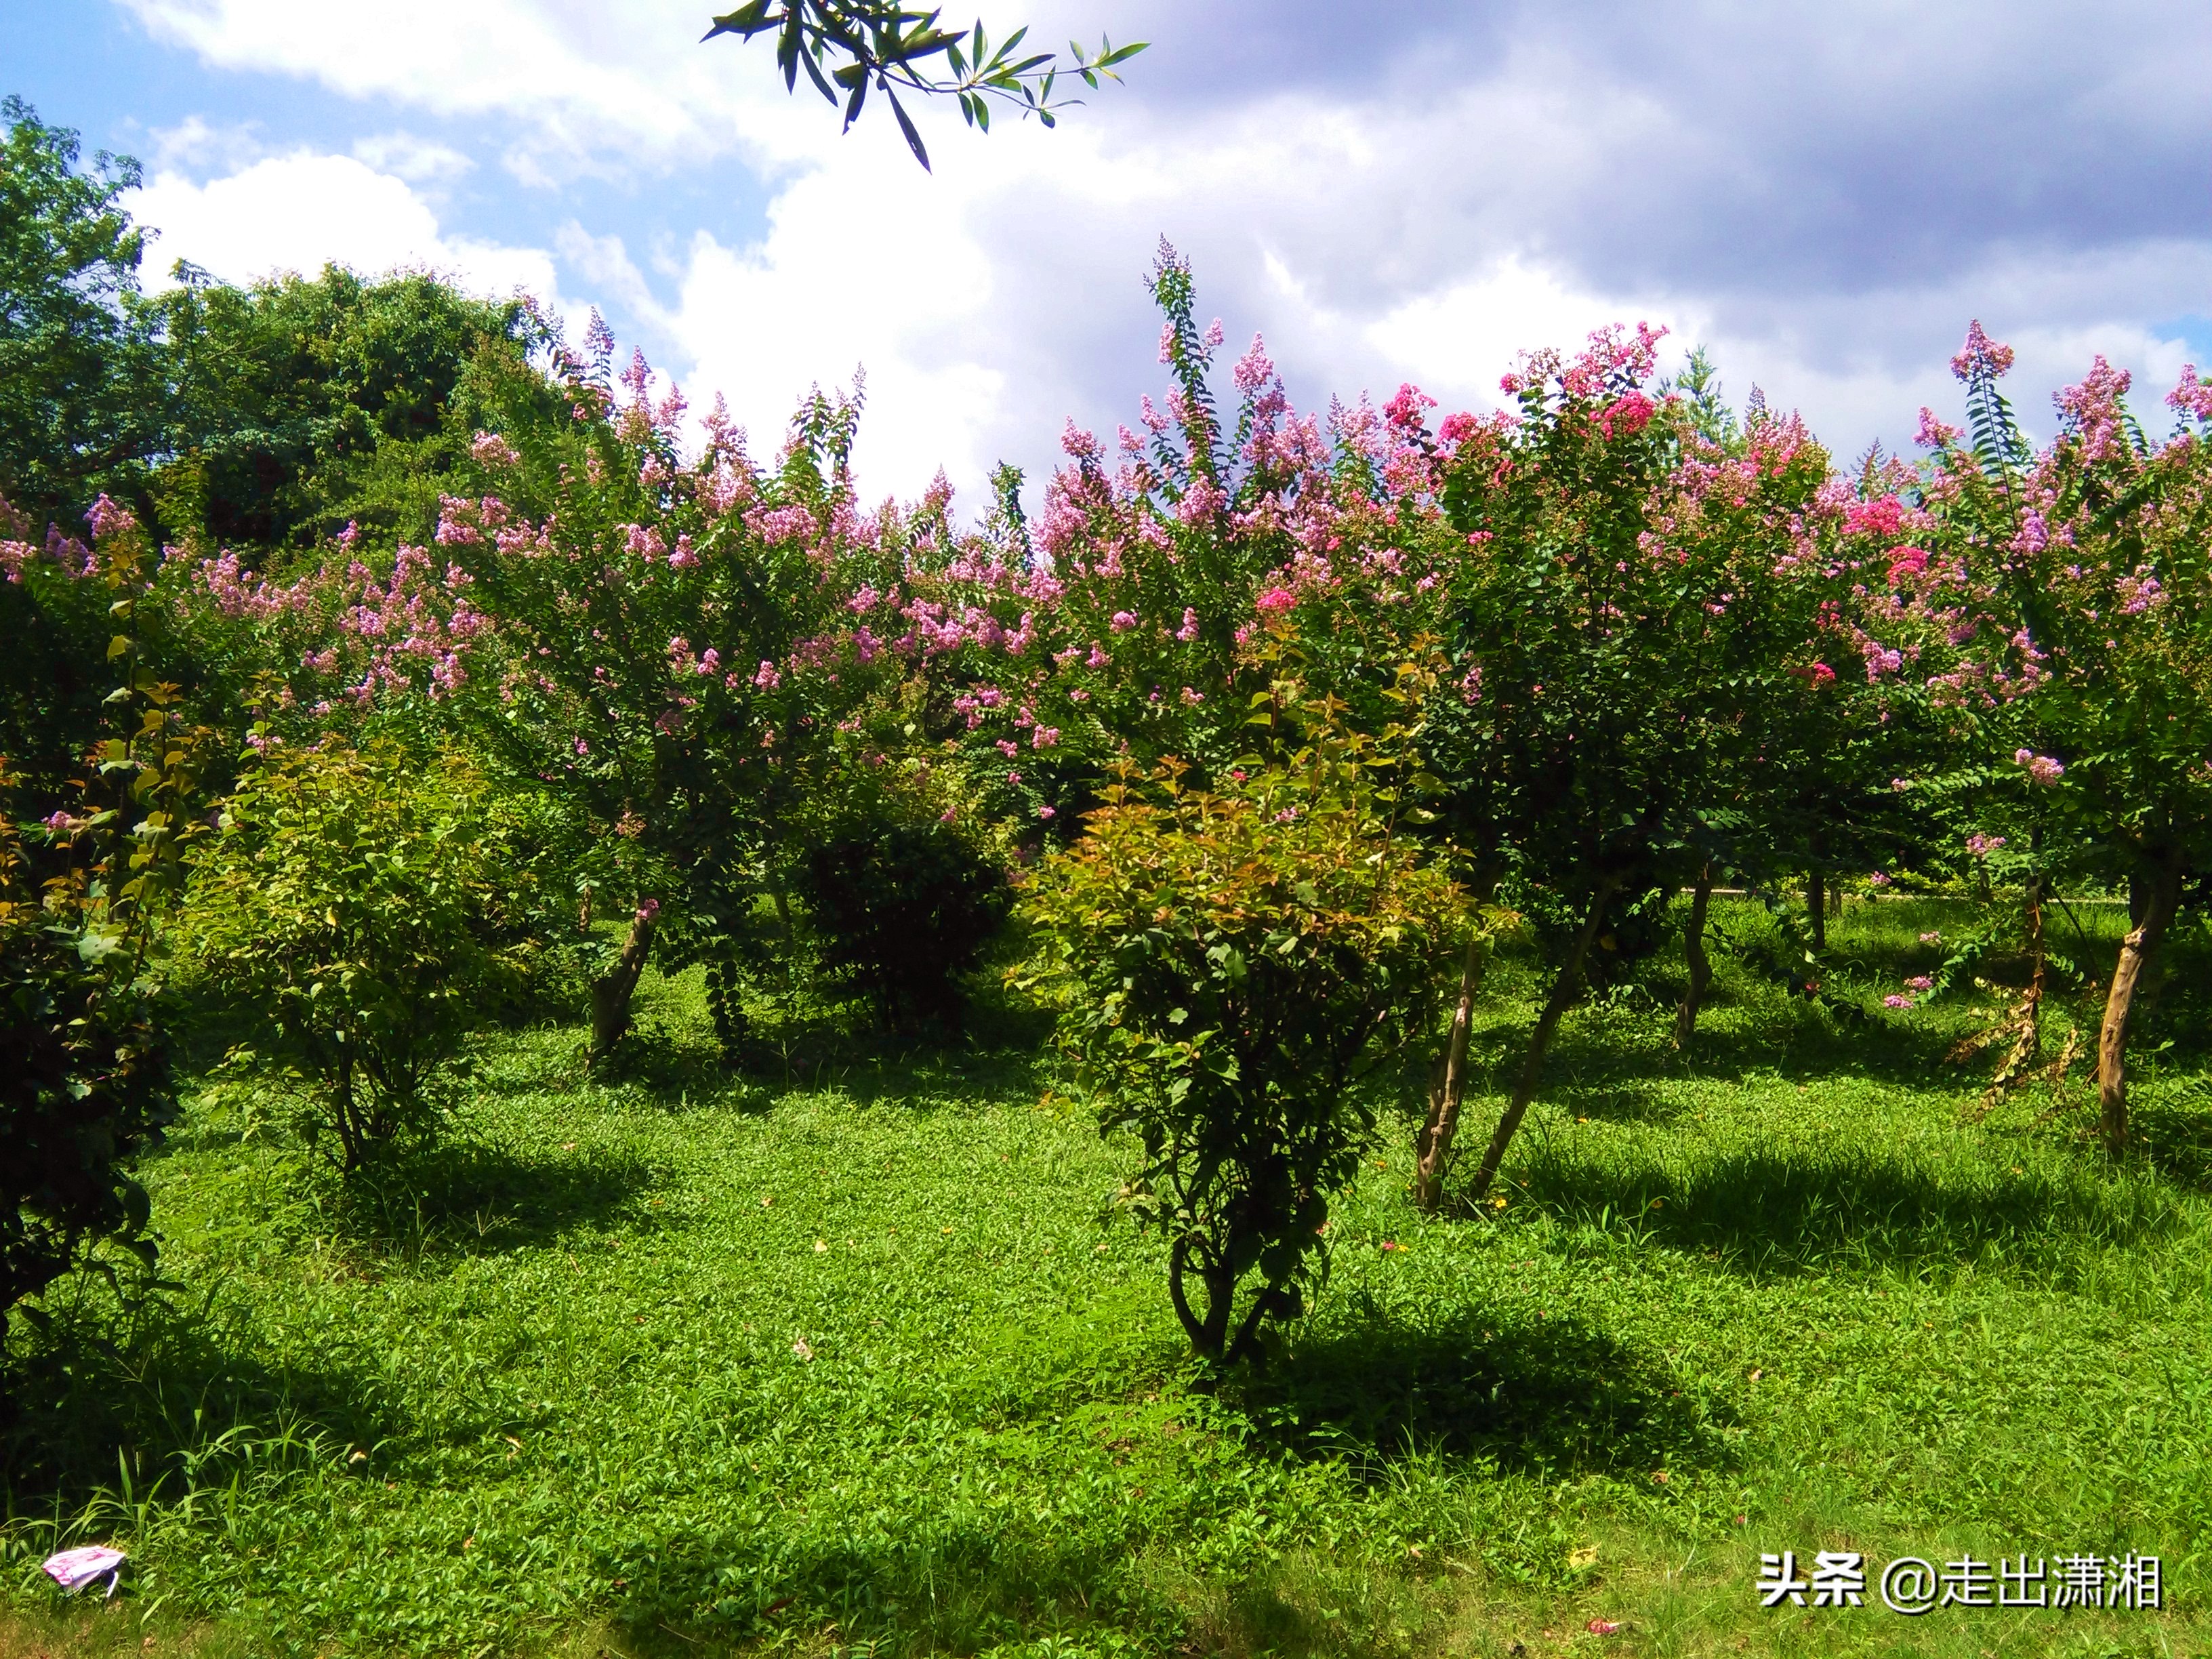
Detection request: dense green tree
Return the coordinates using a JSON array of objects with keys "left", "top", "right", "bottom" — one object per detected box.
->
[
  {"left": 150, "top": 267, "right": 547, "bottom": 553},
  {"left": 0, "top": 100, "right": 164, "bottom": 789},
  {"left": 0, "top": 98, "right": 161, "bottom": 527}
]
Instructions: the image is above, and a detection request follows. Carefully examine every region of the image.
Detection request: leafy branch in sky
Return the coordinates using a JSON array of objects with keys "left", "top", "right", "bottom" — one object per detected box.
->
[{"left": 703, "top": 1, "right": 1145, "bottom": 169}]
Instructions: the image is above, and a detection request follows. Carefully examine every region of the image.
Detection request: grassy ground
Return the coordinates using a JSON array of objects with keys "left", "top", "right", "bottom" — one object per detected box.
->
[{"left": 5, "top": 895, "right": 2212, "bottom": 1658}]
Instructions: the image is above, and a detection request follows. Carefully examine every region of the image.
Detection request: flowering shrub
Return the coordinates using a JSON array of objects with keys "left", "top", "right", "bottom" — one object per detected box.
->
[
  {"left": 1860, "top": 326, "right": 2212, "bottom": 1147},
  {"left": 174, "top": 315, "right": 920, "bottom": 1056}
]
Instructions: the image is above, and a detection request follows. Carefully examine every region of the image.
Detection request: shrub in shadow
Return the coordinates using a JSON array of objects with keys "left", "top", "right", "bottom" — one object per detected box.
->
[{"left": 795, "top": 789, "right": 1012, "bottom": 1034}]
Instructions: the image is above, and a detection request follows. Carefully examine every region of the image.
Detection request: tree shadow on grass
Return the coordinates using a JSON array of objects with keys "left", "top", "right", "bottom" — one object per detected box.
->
[
  {"left": 1241, "top": 1300, "right": 1735, "bottom": 1483},
  {"left": 737, "top": 988, "right": 1054, "bottom": 1116},
  {"left": 323, "top": 1135, "right": 663, "bottom": 1256},
  {"left": 1506, "top": 1139, "right": 2179, "bottom": 1274},
  {"left": 590, "top": 1015, "right": 767, "bottom": 1105},
  {"left": 1, "top": 1290, "right": 396, "bottom": 1513},
  {"left": 598, "top": 1521, "right": 1170, "bottom": 1658},
  {"left": 2131, "top": 1093, "right": 2212, "bottom": 1195},
  {"left": 1540, "top": 1076, "right": 1684, "bottom": 1126}
]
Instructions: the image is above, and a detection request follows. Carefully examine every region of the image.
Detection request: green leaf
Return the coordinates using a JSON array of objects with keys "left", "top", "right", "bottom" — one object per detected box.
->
[
  {"left": 701, "top": 0, "right": 777, "bottom": 41},
  {"left": 885, "top": 85, "right": 931, "bottom": 169}
]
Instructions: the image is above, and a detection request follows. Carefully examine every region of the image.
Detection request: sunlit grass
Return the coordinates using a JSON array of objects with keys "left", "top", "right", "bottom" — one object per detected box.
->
[{"left": 5, "top": 896, "right": 2210, "bottom": 1656}]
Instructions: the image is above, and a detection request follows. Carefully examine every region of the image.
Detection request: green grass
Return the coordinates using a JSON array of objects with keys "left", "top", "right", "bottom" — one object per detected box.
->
[{"left": 6, "top": 896, "right": 2212, "bottom": 1658}]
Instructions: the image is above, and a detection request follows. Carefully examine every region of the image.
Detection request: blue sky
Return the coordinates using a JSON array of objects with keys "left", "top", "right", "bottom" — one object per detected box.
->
[{"left": 9, "top": 0, "right": 2210, "bottom": 506}]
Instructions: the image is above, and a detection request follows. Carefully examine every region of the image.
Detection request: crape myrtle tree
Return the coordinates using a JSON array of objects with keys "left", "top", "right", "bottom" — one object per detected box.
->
[
  {"left": 1410, "top": 326, "right": 1757, "bottom": 1206},
  {"left": 306, "top": 320, "right": 905, "bottom": 1057},
  {"left": 1885, "top": 325, "right": 2212, "bottom": 1153},
  {"left": 1649, "top": 380, "right": 1942, "bottom": 1038},
  {"left": 809, "top": 243, "right": 1452, "bottom": 832}
]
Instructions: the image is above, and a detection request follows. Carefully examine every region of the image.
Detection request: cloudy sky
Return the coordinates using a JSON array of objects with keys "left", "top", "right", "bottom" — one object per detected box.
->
[{"left": 9, "top": 1, "right": 2209, "bottom": 507}]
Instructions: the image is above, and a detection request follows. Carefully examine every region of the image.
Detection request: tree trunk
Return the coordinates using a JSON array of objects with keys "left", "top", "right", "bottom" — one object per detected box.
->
[
  {"left": 2023, "top": 855, "right": 2045, "bottom": 1059},
  {"left": 1413, "top": 926, "right": 1487, "bottom": 1213},
  {"left": 590, "top": 905, "right": 659, "bottom": 1061},
  {"left": 1467, "top": 879, "right": 1620, "bottom": 1201},
  {"left": 1806, "top": 868, "right": 1826, "bottom": 952},
  {"left": 1673, "top": 865, "right": 1714, "bottom": 1049},
  {"left": 333, "top": 1048, "right": 363, "bottom": 1173},
  {"left": 1170, "top": 1233, "right": 1241, "bottom": 1361},
  {"left": 2097, "top": 857, "right": 2182, "bottom": 1156}
]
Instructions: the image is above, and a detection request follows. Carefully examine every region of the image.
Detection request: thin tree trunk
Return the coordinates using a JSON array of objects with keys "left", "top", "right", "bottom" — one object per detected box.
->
[
  {"left": 1806, "top": 868, "right": 1826, "bottom": 953},
  {"left": 1674, "top": 864, "right": 1714, "bottom": 1049},
  {"left": 334, "top": 1048, "right": 363, "bottom": 1172},
  {"left": 590, "top": 905, "right": 659, "bottom": 1060},
  {"left": 2097, "top": 857, "right": 2182, "bottom": 1156},
  {"left": 1413, "top": 926, "right": 1487, "bottom": 1213},
  {"left": 2023, "top": 849, "right": 2045, "bottom": 1059},
  {"left": 1167, "top": 1235, "right": 1208, "bottom": 1353},
  {"left": 1467, "top": 878, "right": 1620, "bottom": 1201}
]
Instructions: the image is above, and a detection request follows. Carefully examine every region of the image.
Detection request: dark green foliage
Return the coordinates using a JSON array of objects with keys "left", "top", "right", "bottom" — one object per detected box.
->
[
  {"left": 703, "top": 1, "right": 1143, "bottom": 169},
  {"left": 0, "top": 102, "right": 164, "bottom": 793},
  {"left": 150, "top": 267, "right": 544, "bottom": 551},
  {"left": 796, "top": 785, "right": 1011, "bottom": 1029},
  {"left": 0, "top": 512, "right": 203, "bottom": 1346},
  {"left": 0, "top": 859, "right": 174, "bottom": 1346}
]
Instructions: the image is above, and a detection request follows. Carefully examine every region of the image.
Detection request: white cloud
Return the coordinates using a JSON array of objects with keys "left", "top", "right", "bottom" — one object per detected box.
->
[
  {"left": 553, "top": 221, "right": 670, "bottom": 333},
  {"left": 120, "top": 0, "right": 829, "bottom": 179},
  {"left": 351, "top": 131, "right": 474, "bottom": 186},
  {"left": 126, "top": 152, "right": 563, "bottom": 305},
  {"left": 145, "top": 114, "right": 266, "bottom": 174},
  {"left": 112, "top": 0, "right": 2212, "bottom": 508}
]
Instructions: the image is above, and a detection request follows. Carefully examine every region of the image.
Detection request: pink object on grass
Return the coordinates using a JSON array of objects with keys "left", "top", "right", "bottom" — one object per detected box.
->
[{"left": 43, "top": 1545, "right": 125, "bottom": 1596}]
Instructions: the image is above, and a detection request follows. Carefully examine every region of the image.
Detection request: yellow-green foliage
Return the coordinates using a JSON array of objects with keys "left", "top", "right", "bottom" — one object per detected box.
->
[
  {"left": 182, "top": 737, "right": 535, "bottom": 1170},
  {"left": 1019, "top": 710, "right": 1465, "bottom": 1361}
]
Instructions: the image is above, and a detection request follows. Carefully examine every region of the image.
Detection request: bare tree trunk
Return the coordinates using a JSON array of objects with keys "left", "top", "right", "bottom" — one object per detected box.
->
[
  {"left": 1413, "top": 927, "right": 1487, "bottom": 1213},
  {"left": 590, "top": 905, "right": 660, "bottom": 1061},
  {"left": 1467, "top": 879, "right": 1620, "bottom": 1201},
  {"left": 1673, "top": 864, "right": 1714, "bottom": 1049},
  {"left": 2097, "top": 857, "right": 2182, "bottom": 1156},
  {"left": 1806, "top": 868, "right": 1826, "bottom": 953},
  {"left": 2023, "top": 857, "right": 2045, "bottom": 1060}
]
